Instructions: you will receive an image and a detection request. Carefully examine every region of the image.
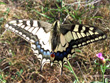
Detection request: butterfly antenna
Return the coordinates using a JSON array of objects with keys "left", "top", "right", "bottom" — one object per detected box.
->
[{"left": 60, "top": 0, "right": 63, "bottom": 22}]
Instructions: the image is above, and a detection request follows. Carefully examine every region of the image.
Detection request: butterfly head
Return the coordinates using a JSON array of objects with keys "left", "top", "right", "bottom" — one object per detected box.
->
[{"left": 52, "top": 20, "right": 60, "bottom": 32}]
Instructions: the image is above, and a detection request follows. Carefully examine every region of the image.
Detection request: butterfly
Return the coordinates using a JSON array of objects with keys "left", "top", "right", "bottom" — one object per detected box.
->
[{"left": 5, "top": 19, "right": 107, "bottom": 74}]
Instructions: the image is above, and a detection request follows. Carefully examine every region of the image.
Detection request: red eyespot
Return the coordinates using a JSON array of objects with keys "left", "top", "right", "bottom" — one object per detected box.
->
[{"left": 51, "top": 53, "right": 55, "bottom": 57}]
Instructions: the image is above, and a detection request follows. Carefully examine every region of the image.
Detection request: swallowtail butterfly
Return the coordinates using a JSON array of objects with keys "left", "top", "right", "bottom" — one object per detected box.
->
[{"left": 5, "top": 19, "right": 107, "bottom": 73}]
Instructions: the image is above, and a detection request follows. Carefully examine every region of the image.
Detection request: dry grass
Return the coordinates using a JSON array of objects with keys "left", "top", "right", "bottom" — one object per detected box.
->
[{"left": 0, "top": 0, "right": 110, "bottom": 83}]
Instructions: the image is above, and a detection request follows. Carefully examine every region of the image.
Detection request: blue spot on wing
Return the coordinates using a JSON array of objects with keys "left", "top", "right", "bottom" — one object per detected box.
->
[
  {"left": 53, "top": 46, "right": 73, "bottom": 61},
  {"left": 56, "top": 52, "right": 60, "bottom": 56},
  {"left": 40, "top": 49, "right": 43, "bottom": 53},
  {"left": 60, "top": 53, "right": 63, "bottom": 58},
  {"left": 47, "top": 51, "right": 51, "bottom": 55},
  {"left": 66, "top": 48, "right": 71, "bottom": 53},
  {"left": 37, "top": 45, "right": 41, "bottom": 50},
  {"left": 43, "top": 51, "right": 46, "bottom": 55},
  {"left": 35, "top": 41, "right": 39, "bottom": 45},
  {"left": 63, "top": 51, "right": 67, "bottom": 56}
]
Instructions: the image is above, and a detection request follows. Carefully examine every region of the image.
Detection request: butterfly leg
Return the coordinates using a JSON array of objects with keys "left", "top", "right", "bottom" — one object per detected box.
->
[{"left": 60, "top": 62, "right": 63, "bottom": 75}]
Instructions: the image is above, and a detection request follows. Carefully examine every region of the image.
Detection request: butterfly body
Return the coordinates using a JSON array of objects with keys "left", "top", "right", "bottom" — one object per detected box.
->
[{"left": 5, "top": 19, "right": 107, "bottom": 73}]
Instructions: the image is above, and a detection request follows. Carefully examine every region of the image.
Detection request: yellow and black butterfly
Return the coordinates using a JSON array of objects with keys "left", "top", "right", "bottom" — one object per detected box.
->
[{"left": 5, "top": 19, "right": 107, "bottom": 74}]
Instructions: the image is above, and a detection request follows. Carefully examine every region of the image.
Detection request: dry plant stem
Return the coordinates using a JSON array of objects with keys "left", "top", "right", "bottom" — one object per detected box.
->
[
  {"left": 1, "top": 29, "right": 7, "bottom": 37},
  {"left": 76, "top": 61, "right": 87, "bottom": 82},
  {"left": 65, "top": 0, "right": 101, "bottom": 8}
]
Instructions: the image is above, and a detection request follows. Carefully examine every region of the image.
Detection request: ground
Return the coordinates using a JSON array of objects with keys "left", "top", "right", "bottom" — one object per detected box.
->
[{"left": 0, "top": 0, "right": 110, "bottom": 83}]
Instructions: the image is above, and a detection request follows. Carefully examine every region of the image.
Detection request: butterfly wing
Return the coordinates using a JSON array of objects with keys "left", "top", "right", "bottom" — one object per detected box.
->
[
  {"left": 5, "top": 19, "right": 52, "bottom": 70},
  {"left": 51, "top": 23, "right": 107, "bottom": 73},
  {"left": 60, "top": 24, "right": 107, "bottom": 47}
]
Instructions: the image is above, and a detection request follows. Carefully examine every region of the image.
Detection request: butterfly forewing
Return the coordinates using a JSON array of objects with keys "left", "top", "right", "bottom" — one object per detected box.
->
[{"left": 60, "top": 24, "right": 107, "bottom": 48}]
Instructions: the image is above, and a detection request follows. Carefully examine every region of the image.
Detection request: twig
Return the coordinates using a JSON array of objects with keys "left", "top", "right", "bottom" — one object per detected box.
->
[{"left": 76, "top": 61, "right": 87, "bottom": 82}]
